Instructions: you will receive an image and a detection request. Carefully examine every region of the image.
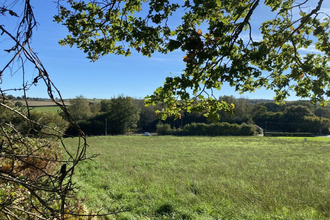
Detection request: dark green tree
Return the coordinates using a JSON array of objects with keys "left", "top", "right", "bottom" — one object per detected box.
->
[
  {"left": 251, "top": 104, "right": 268, "bottom": 124},
  {"left": 106, "top": 96, "right": 141, "bottom": 134},
  {"left": 282, "top": 105, "right": 314, "bottom": 122},
  {"left": 315, "top": 106, "right": 330, "bottom": 118},
  {"left": 138, "top": 105, "right": 159, "bottom": 132},
  {"left": 281, "top": 105, "right": 314, "bottom": 132}
]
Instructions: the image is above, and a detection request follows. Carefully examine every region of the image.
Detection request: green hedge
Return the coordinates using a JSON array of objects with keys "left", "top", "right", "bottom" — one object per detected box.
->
[
  {"left": 156, "top": 123, "right": 256, "bottom": 136},
  {"left": 156, "top": 123, "right": 173, "bottom": 135}
]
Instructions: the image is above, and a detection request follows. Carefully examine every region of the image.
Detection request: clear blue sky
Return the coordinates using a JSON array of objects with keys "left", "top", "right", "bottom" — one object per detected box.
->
[{"left": 1, "top": 0, "right": 328, "bottom": 100}]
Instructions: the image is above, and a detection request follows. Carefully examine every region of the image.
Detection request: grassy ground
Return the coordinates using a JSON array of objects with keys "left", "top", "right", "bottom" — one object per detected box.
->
[{"left": 64, "top": 136, "right": 330, "bottom": 219}]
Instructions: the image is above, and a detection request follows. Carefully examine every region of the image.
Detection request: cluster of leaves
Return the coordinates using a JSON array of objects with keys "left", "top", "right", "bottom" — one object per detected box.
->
[
  {"left": 56, "top": 0, "right": 329, "bottom": 120},
  {"left": 54, "top": 0, "right": 180, "bottom": 60}
]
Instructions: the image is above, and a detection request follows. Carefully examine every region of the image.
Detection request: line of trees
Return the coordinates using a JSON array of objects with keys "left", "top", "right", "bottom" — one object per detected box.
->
[
  {"left": 159, "top": 96, "right": 330, "bottom": 136},
  {"left": 60, "top": 95, "right": 330, "bottom": 136},
  {"left": 63, "top": 95, "right": 140, "bottom": 135},
  {"left": 3, "top": 95, "right": 329, "bottom": 136}
]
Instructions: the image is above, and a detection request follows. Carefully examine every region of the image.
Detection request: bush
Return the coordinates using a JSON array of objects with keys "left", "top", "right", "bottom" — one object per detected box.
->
[
  {"left": 156, "top": 123, "right": 173, "bottom": 135},
  {"left": 229, "top": 123, "right": 241, "bottom": 135},
  {"left": 156, "top": 123, "right": 256, "bottom": 136},
  {"left": 184, "top": 123, "right": 207, "bottom": 135},
  {"left": 29, "top": 111, "right": 69, "bottom": 137},
  {"left": 240, "top": 123, "right": 256, "bottom": 136},
  {"left": 183, "top": 123, "right": 255, "bottom": 136}
]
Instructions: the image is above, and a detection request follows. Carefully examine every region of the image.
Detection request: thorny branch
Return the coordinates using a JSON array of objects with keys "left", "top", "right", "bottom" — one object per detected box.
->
[{"left": 0, "top": 0, "right": 122, "bottom": 219}]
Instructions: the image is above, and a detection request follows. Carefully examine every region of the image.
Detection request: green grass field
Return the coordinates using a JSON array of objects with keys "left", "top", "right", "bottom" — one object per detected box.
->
[{"left": 64, "top": 136, "right": 330, "bottom": 219}]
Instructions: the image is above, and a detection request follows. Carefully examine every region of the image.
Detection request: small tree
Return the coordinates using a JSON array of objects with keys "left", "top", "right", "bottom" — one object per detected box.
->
[
  {"left": 106, "top": 96, "right": 141, "bottom": 134},
  {"left": 67, "top": 95, "right": 91, "bottom": 121}
]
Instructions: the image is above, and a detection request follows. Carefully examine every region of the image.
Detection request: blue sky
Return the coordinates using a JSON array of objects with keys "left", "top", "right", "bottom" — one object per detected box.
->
[{"left": 0, "top": 0, "right": 328, "bottom": 100}]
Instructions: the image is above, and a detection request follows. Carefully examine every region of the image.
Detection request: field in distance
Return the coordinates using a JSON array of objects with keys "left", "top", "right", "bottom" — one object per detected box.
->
[
  {"left": 64, "top": 136, "right": 330, "bottom": 219},
  {"left": 15, "top": 100, "right": 71, "bottom": 113},
  {"left": 24, "top": 100, "right": 70, "bottom": 107}
]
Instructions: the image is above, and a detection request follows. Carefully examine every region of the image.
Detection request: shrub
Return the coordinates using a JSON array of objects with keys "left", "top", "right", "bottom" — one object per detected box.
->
[
  {"left": 184, "top": 123, "right": 208, "bottom": 135},
  {"left": 182, "top": 123, "right": 256, "bottom": 136},
  {"left": 221, "top": 122, "right": 232, "bottom": 135},
  {"left": 240, "top": 123, "right": 256, "bottom": 136},
  {"left": 156, "top": 123, "right": 173, "bottom": 135},
  {"left": 156, "top": 123, "right": 256, "bottom": 136},
  {"left": 229, "top": 123, "right": 241, "bottom": 135}
]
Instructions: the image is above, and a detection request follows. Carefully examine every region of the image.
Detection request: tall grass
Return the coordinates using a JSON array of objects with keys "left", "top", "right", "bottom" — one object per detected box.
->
[{"left": 64, "top": 136, "right": 330, "bottom": 219}]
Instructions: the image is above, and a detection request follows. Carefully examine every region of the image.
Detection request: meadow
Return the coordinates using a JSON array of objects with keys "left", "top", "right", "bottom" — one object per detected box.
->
[
  {"left": 21, "top": 100, "right": 70, "bottom": 113},
  {"left": 31, "top": 106, "right": 61, "bottom": 113},
  {"left": 64, "top": 136, "right": 330, "bottom": 219}
]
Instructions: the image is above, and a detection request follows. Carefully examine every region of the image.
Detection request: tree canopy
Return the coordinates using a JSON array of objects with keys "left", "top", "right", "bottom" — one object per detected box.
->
[{"left": 54, "top": 0, "right": 329, "bottom": 120}]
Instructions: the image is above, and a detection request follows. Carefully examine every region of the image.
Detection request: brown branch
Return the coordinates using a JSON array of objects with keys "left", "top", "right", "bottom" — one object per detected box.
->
[
  {"left": 6, "top": 206, "right": 47, "bottom": 220},
  {"left": 229, "top": 0, "right": 260, "bottom": 51},
  {"left": 289, "top": 0, "right": 324, "bottom": 38},
  {"left": 0, "top": 1, "right": 89, "bottom": 219}
]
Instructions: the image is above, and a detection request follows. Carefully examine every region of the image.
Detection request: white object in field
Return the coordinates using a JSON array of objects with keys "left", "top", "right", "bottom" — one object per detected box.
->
[{"left": 144, "top": 132, "right": 151, "bottom": 136}]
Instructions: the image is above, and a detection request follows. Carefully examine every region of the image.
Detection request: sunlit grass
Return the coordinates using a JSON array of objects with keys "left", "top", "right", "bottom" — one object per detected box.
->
[{"left": 64, "top": 136, "right": 330, "bottom": 219}]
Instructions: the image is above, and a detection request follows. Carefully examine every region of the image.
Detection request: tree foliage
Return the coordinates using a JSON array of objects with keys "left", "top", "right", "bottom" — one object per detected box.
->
[
  {"left": 65, "top": 96, "right": 141, "bottom": 135},
  {"left": 105, "top": 96, "right": 141, "bottom": 134},
  {"left": 56, "top": 0, "right": 329, "bottom": 120},
  {"left": 67, "top": 95, "right": 92, "bottom": 120}
]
